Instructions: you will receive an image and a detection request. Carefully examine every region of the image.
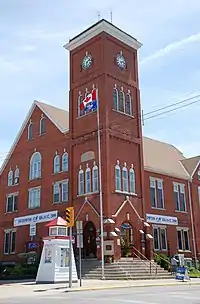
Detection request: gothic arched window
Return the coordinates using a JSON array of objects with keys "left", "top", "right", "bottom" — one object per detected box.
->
[
  {"left": 122, "top": 164, "right": 128, "bottom": 192},
  {"left": 85, "top": 164, "right": 91, "bottom": 193},
  {"left": 8, "top": 169, "right": 13, "bottom": 186},
  {"left": 39, "top": 117, "right": 46, "bottom": 135},
  {"left": 62, "top": 152, "right": 68, "bottom": 171},
  {"left": 53, "top": 155, "right": 60, "bottom": 174},
  {"left": 125, "top": 91, "right": 132, "bottom": 115},
  {"left": 118, "top": 89, "right": 125, "bottom": 112},
  {"left": 29, "top": 152, "right": 42, "bottom": 180},
  {"left": 78, "top": 167, "right": 84, "bottom": 195},
  {"left": 115, "top": 160, "right": 121, "bottom": 191},
  {"left": 113, "top": 86, "right": 118, "bottom": 110},
  {"left": 129, "top": 165, "right": 136, "bottom": 194},
  {"left": 92, "top": 163, "right": 98, "bottom": 192},
  {"left": 78, "top": 94, "right": 84, "bottom": 117},
  {"left": 28, "top": 122, "right": 33, "bottom": 140}
]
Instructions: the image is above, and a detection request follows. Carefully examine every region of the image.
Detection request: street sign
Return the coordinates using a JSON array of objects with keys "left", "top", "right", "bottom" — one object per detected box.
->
[
  {"left": 30, "top": 223, "right": 36, "bottom": 236},
  {"left": 76, "top": 220, "right": 83, "bottom": 233},
  {"left": 77, "top": 234, "right": 83, "bottom": 248}
]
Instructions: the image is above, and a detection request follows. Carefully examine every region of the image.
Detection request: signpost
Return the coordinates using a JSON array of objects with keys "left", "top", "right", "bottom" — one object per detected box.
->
[
  {"left": 65, "top": 207, "right": 74, "bottom": 288},
  {"left": 76, "top": 221, "right": 83, "bottom": 287}
]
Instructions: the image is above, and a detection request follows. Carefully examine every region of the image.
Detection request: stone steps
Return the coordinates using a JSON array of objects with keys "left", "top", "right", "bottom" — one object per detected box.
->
[{"left": 76, "top": 258, "right": 172, "bottom": 280}]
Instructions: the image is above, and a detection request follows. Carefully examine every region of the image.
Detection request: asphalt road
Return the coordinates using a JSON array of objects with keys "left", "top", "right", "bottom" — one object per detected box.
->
[{"left": 1, "top": 285, "right": 200, "bottom": 304}]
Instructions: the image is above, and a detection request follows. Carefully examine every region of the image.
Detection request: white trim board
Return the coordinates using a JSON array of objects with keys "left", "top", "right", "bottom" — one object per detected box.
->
[{"left": 64, "top": 19, "right": 142, "bottom": 52}]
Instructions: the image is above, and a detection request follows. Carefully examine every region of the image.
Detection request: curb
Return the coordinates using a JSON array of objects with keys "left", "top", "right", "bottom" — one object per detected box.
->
[{"left": 34, "top": 281, "right": 200, "bottom": 293}]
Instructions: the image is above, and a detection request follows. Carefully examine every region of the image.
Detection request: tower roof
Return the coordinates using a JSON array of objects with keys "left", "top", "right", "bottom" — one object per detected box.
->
[{"left": 64, "top": 19, "right": 142, "bottom": 51}]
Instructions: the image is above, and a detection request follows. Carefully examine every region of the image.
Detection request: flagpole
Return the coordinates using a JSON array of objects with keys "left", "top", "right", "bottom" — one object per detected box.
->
[{"left": 96, "top": 87, "right": 105, "bottom": 280}]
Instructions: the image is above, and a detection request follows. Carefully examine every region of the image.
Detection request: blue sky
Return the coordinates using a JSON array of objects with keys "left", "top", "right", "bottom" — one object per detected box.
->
[{"left": 1, "top": 0, "right": 200, "bottom": 165}]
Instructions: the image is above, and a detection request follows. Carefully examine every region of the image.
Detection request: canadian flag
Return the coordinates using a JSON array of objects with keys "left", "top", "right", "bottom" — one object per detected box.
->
[{"left": 80, "top": 89, "right": 97, "bottom": 111}]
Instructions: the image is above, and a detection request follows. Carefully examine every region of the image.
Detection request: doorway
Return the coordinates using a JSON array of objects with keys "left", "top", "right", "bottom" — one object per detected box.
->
[
  {"left": 120, "top": 222, "right": 134, "bottom": 257},
  {"left": 83, "top": 221, "right": 97, "bottom": 259}
]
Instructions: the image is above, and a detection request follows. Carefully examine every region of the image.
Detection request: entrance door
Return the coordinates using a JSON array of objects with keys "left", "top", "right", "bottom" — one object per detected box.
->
[
  {"left": 120, "top": 222, "right": 133, "bottom": 257},
  {"left": 83, "top": 222, "right": 97, "bottom": 259}
]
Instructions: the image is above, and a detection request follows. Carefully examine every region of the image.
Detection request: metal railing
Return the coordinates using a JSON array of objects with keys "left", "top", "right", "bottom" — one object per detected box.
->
[
  {"left": 152, "top": 252, "right": 172, "bottom": 274},
  {"left": 133, "top": 247, "right": 158, "bottom": 275}
]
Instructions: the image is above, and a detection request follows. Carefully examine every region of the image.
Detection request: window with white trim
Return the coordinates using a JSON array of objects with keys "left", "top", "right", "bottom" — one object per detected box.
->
[
  {"left": 14, "top": 167, "right": 19, "bottom": 184},
  {"left": 85, "top": 166, "right": 91, "bottom": 193},
  {"left": 153, "top": 227, "right": 167, "bottom": 251},
  {"left": 115, "top": 162, "right": 121, "bottom": 191},
  {"left": 28, "top": 187, "right": 41, "bottom": 209},
  {"left": 113, "top": 86, "right": 118, "bottom": 110},
  {"left": 62, "top": 152, "right": 68, "bottom": 171},
  {"left": 177, "top": 228, "right": 190, "bottom": 251},
  {"left": 53, "top": 180, "right": 68, "bottom": 203},
  {"left": 53, "top": 155, "right": 60, "bottom": 174},
  {"left": 28, "top": 122, "right": 33, "bottom": 140},
  {"left": 4, "top": 230, "right": 16, "bottom": 255},
  {"left": 129, "top": 166, "right": 135, "bottom": 194},
  {"left": 8, "top": 169, "right": 13, "bottom": 186},
  {"left": 78, "top": 168, "right": 84, "bottom": 195},
  {"left": 6, "top": 193, "right": 18, "bottom": 213},
  {"left": 39, "top": 117, "right": 46, "bottom": 135},
  {"left": 150, "top": 178, "right": 164, "bottom": 209},
  {"left": 122, "top": 165, "right": 128, "bottom": 192},
  {"left": 92, "top": 165, "right": 98, "bottom": 192},
  {"left": 118, "top": 89, "right": 125, "bottom": 112},
  {"left": 174, "top": 182, "right": 186, "bottom": 212},
  {"left": 29, "top": 152, "right": 42, "bottom": 180},
  {"left": 125, "top": 91, "right": 132, "bottom": 115}
]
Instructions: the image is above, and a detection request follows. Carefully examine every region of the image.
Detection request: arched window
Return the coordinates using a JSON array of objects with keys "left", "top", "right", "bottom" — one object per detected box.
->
[
  {"left": 39, "top": 117, "right": 46, "bottom": 135},
  {"left": 92, "top": 164, "right": 98, "bottom": 192},
  {"left": 78, "top": 167, "right": 84, "bottom": 195},
  {"left": 28, "top": 122, "right": 33, "bottom": 140},
  {"left": 129, "top": 166, "right": 136, "bottom": 194},
  {"left": 85, "top": 165, "right": 91, "bottom": 193},
  {"left": 115, "top": 161, "right": 121, "bottom": 191},
  {"left": 62, "top": 152, "right": 68, "bottom": 171},
  {"left": 78, "top": 93, "right": 84, "bottom": 117},
  {"left": 118, "top": 89, "right": 125, "bottom": 112},
  {"left": 53, "top": 155, "right": 60, "bottom": 174},
  {"left": 8, "top": 169, "right": 13, "bottom": 186},
  {"left": 113, "top": 85, "right": 118, "bottom": 110},
  {"left": 29, "top": 152, "right": 42, "bottom": 180},
  {"left": 125, "top": 91, "right": 132, "bottom": 115},
  {"left": 14, "top": 167, "right": 19, "bottom": 184},
  {"left": 122, "top": 164, "right": 128, "bottom": 192}
]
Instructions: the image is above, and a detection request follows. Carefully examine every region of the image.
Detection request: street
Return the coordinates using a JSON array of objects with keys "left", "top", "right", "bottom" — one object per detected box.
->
[{"left": 1, "top": 285, "right": 200, "bottom": 304}]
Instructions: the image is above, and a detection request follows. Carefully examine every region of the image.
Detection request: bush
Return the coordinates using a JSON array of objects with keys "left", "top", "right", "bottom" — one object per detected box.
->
[{"left": 154, "top": 253, "right": 170, "bottom": 271}]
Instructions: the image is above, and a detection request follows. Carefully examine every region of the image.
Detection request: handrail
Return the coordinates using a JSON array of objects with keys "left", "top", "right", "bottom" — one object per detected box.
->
[
  {"left": 152, "top": 252, "right": 172, "bottom": 273},
  {"left": 133, "top": 246, "right": 157, "bottom": 275}
]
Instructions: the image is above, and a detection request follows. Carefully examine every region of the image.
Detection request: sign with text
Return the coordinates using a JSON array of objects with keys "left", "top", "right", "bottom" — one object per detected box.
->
[
  {"left": 175, "top": 267, "right": 190, "bottom": 282},
  {"left": 30, "top": 223, "right": 36, "bottom": 236},
  {"left": 14, "top": 210, "right": 58, "bottom": 227},
  {"left": 146, "top": 214, "right": 178, "bottom": 226}
]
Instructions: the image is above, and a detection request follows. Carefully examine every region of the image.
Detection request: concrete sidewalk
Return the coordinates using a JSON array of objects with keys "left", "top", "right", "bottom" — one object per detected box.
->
[{"left": 0, "top": 278, "right": 200, "bottom": 296}]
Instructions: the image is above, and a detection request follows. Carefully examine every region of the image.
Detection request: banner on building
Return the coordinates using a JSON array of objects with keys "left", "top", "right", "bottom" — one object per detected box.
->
[{"left": 146, "top": 214, "right": 178, "bottom": 225}]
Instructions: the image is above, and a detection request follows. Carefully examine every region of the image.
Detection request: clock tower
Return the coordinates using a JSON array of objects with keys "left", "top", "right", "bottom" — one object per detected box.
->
[{"left": 65, "top": 20, "right": 146, "bottom": 260}]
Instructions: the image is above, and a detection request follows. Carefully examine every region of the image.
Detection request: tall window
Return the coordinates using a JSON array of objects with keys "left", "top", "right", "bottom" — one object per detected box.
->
[
  {"left": 85, "top": 166, "right": 91, "bottom": 193},
  {"left": 129, "top": 166, "right": 135, "bottom": 194},
  {"left": 115, "top": 162, "right": 121, "bottom": 191},
  {"left": 28, "top": 187, "right": 41, "bottom": 209},
  {"left": 39, "top": 117, "right": 46, "bottom": 135},
  {"left": 198, "top": 186, "right": 200, "bottom": 204},
  {"left": 8, "top": 170, "right": 13, "bottom": 186},
  {"left": 198, "top": 170, "right": 200, "bottom": 180},
  {"left": 177, "top": 228, "right": 190, "bottom": 251},
  {"left": 6, "top": 193, "right": 18, "bottom": 213},
  {"left": 53, "top": 181, "right": 68, "bottom": 203},
  {"left": 54, "top": 155, "right": 60, "bottom": 174},
  {"left": 122, "top": 165, "right": 128, "bottom": 192},
  {"left": 14, "top": 167, "right": 19, "bottom": 184},
  {"left": 28, "top": 122, "right": 33, "bottom": 140},
  {"left": 174, "top": 183, "right": 186, "bottom": 212},
  {"left": 78, "top": 168, "right": 84, "bottom": 195},
  {"left": 62, "top": 152, "right": 68, "bottom": 171},
  {"left": 153, "top": 227, "right": 167, "bottom": 251},
  {"left": 78, "top": 94, "right": 84, "bottom": 117},
  {"left": 92, "top": 164, "right": 98, "bottom": 192},
  {"left": 150, "top": 178, "right": 164, "bottom": 209},
  {"left": 113, "top": 86, "right": 118, "bottom": 110},
  {"left": 118, "top": 90, "right": 125, "bottom": 112},
  {"left": 4, "top": 230, "right": 16, "bottom": 254},
  {"left": 125, "top": 92, "right": 132, "bottom": 115},
  {"left": 29, "top": 152, "right": 42, "bottom": 180}
]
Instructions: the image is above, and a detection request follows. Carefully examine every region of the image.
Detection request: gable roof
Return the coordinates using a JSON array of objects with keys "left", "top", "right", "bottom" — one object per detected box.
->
[
  {"left": 0, "top": 100, "right": 69, "bottom": 174},
  {"left": 181, "top": 155, "right": 200, "bottom": 177},
  {"left": 142, "top": 136, "right": 190, "bottom": 180}
]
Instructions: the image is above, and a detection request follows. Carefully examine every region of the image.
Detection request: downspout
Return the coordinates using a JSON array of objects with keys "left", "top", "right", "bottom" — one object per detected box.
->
[{"left": 188, "top": 179, "right": 197, "bottom": 266}]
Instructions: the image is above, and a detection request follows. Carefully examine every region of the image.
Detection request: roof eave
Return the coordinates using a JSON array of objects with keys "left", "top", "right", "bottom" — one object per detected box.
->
[
  {"left": 144, "top": 166, "right": 191, "bottom": 181},
  {"left": 64, "top": 20, "right": 142, "bottom": 52}
]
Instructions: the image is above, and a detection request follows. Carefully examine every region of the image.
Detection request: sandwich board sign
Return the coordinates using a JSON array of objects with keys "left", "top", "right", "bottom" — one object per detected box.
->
[{"left": 175, "top": 267, "right": 190, "bottom": 282}]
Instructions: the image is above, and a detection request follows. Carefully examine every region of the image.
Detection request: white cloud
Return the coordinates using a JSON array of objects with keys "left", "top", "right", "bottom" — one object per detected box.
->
[{"left": 140, "top": 32, "right": 200, "bottom": 65}]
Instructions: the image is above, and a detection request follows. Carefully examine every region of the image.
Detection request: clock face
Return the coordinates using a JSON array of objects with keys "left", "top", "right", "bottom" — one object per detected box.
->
[
  {"left": 116, "top": 53, "right": 126, "bottom": 69},
  {"left": 82, "top": 54, "right": 92, "bottom": 70}
]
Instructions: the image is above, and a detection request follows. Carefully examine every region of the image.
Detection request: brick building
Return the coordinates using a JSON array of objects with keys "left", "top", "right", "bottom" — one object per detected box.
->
[{"left": 0, "top": 19, "right": 200, "bottom": 264}]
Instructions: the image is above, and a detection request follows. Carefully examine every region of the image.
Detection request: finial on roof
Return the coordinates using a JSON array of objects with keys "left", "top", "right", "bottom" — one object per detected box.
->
[
  {"left": 110, "top": 10, "right": 113, "bottom": 23},
  {"left": 97, "top": 11, "right": 101, "bottom": 21}
]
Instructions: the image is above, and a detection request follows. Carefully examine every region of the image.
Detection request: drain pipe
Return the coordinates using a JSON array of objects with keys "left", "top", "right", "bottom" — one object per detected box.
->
[{"left": 188, "top": 180, "right": 197, "bottom": 266}]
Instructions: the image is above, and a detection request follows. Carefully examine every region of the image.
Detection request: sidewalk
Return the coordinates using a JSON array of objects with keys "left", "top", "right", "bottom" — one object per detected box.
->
[{"left": 0, "top": 278, "right": 200, "bottom": 296}]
